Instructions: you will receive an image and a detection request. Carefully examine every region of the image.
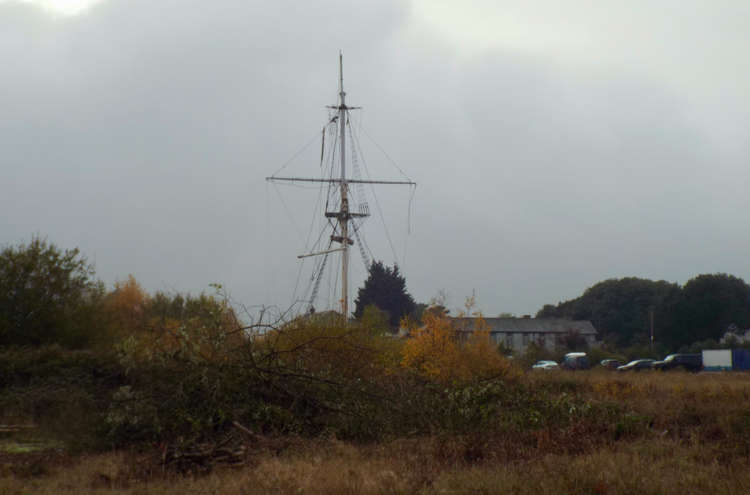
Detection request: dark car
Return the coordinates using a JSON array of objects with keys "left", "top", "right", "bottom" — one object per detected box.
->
[
  {"left": 616, "top": 359, "right": 655, "bottom": 372},
  {"left": 600, "top": 359, "right": 623, "bottom": 370},
  {"left": 561, "top": 352, "right": 590, "bottom": 370},
  {"left": 652, "top": 354, "right": 702, "bottom": 372}
]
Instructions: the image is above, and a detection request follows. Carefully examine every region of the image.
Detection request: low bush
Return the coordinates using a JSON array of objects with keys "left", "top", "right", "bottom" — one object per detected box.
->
[{"left": 0, "top": 346, "right": 124, "bottom": 450}]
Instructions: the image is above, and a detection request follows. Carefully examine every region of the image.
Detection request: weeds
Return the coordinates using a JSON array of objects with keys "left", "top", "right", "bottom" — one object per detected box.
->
[{"left": 4, "top": 319, "right": 750, "bottom": 493}]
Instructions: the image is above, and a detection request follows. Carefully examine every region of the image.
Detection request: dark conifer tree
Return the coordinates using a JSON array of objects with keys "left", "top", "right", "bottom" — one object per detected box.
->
[{"left": 353, "top": 261, "right": 415, "bottom": 328}]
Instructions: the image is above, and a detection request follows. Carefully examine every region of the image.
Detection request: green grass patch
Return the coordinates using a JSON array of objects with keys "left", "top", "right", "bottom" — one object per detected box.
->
[{"left": 0, "top": 439, "right": 60, "bottom": 454}]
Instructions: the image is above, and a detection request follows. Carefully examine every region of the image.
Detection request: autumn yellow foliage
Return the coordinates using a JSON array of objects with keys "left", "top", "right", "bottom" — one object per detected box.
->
[
  {"left": 401, "top": 310, "right": 515, "bottom": 384},
  {"left": 103, "top": 275, "right": 149, "bottom": 341},
  {"left": 260, "top": 312, "right": 398, "bottom": 382},
  {"left": 103, "top": 276, "right": 244, "bottom": 362}
]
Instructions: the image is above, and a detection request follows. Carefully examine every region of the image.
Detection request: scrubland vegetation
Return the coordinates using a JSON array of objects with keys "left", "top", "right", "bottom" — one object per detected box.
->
[
  {"left": 4, "top": 367, "right": 750, "bottom": 494},
  {"left": 3, "top": 237, "right": 750, "bottom": 493}
]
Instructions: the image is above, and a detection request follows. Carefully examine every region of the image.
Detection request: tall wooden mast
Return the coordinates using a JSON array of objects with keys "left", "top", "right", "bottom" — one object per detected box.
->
[
  {"left": 337, "top": 53, "right": 350, "bottom": 318},
  {"left": 267, "top": 54, "right": 415, "bottom": 319}
]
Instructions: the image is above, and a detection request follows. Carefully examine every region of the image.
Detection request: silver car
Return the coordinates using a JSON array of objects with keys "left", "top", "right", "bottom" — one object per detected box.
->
[
  {"left": 616, "top": 359, "right": 655, "bottom": 372},
  {"left": 532, "top": 360, "right": 559, "bottom": 370}
]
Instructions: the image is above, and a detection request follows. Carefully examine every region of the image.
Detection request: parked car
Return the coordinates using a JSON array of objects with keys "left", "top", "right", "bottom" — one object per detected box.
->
[
  {"left": 652, "top": 354, "right": 702, "bottom": 372},
  {"left": 532, "top": 360, "right": 559, "bottom": 370},
  {"left": 616, "top": 359, "right": 655, "bottom": 372},
  {"left": 561, "top": 352, "right": 590, "bottom": 370},
  {"left": 600, "top": 359, "right": 623, "bottom": 370}
]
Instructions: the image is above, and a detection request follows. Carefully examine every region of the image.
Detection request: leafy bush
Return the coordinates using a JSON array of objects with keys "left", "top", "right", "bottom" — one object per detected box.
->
[
  {"left": 0, "top": 345, "right": 123, "bottom": 450},
  {"left": 401, "top": 312, "right": 516, "bottom": 384},
  {"left": 0, "top": 236, "right": 103, "bottom": 348}
]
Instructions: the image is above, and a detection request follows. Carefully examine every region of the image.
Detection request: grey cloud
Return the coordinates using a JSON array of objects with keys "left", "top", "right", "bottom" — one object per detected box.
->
[{"left": 2, "top": 0, "right": 749, "bottom": 316}]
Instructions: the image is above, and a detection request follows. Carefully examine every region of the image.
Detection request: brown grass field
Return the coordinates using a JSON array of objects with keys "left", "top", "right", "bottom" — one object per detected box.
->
[{"left": 3, "top": 370, "right": 750, "bottom": 494}]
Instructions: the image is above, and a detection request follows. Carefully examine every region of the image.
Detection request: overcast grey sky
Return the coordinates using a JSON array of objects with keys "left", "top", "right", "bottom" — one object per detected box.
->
[{"left": 2, "top": 0, "right": 749, "bottom": 316}]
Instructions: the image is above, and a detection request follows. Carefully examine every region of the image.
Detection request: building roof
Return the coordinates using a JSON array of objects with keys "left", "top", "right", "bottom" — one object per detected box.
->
[{"left": 451, "top": 317, "right": 597, "bottom": 335}]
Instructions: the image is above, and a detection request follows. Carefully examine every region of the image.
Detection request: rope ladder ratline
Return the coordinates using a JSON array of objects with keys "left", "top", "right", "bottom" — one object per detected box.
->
[
  {"left": 347, "top": 114, "right": 370, "bottom": 215},
  {"left": 351, "top": 221, "right": 371, "bottom": 270},
  {"left": 349, "top": 128, "right": 400, "bottom": 265},
  {"left": 308, "top": 247, "right": 331, "bottom": 311}
]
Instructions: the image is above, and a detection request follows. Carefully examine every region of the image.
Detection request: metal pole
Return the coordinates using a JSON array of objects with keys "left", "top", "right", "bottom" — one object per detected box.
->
[{"left": 650, "top": 309, "right": 654, "bottom": 351}]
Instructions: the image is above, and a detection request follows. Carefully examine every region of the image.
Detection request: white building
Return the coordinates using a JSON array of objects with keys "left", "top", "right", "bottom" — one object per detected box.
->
[{"left": 452, "top": 317, "right": 598, "bottom": 353}]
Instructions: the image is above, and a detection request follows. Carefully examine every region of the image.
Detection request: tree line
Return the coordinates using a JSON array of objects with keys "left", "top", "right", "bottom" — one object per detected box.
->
[
  {"left": 536, "top": 274, "right": 750, "bottom": 350},
  {"left": 352, "top": 258, "right": 750, "bottom": 353},
  {"left": 4, "top": 235, "right": 748, "bottom": 354},
  {"left": 0, "top": 236, "right": 238, "bottom": 350},
  {"left": 0, "top": 236, "right": 522, "bottom": 454}
]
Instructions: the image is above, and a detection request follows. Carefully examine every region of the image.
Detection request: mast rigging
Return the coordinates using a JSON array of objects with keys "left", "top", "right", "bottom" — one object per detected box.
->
[{"left": 266, "top": 54, "right": 416, "bottom": 319}]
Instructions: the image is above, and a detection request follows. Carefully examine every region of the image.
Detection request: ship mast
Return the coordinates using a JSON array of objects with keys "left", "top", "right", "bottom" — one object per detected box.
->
[
  {"left": 267, "top": 54, "right": 415, "bottom": 319},
  {"left": 337, "top": 53, "right": 350, "bottom": 318}
]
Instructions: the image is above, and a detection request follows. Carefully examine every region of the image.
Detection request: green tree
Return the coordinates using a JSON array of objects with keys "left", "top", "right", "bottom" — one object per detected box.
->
[
  {"left": 536, "top": 274, "right": 750, "bottom": 350},
  {"left": 0, "top": 236, "right": 102, "bottom": 348},
  {"left": 536, "top": 277, "right": 680, "bottom": 348},
  {"left": 359, "top": 304, "right": 391, "bottom": 336},
  {"left": 556, "top": 330, "right": 590, "bottom": 351},
  {"left": 663, "top": 273, "right": 750, "bottom": 348},
  {"left": 353, "top": 261, "right": 415, "bottom": 328}
]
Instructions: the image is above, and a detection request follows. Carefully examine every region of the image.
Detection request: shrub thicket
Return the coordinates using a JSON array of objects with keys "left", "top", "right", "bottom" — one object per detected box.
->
[{"left": 0, "top": 236, "right": 103, "bottom": 348}]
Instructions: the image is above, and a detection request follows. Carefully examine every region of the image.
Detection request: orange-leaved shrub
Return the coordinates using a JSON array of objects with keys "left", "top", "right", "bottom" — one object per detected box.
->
[
  {"left": 401, "top": 310, "right": 515, "bottom": 384},
  {"left": 102, "top": 275, "right": 149, "bottom": 342},
  {"left": 260, "top": 311, "right": 398, "bottom": 383},
  {"left": 103, "top": 276, "right": 244, "bottom": 363}
]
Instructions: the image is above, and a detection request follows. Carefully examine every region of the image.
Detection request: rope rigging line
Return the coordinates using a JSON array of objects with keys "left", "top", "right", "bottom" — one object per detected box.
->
[
  {"left": 350, "top": 129, "right": 400, "bottom": 265},
  {"left": 269, "top": 128, "right": 327, "bottom": 178},
  {"left": 271, "top": 183, "right": 306, "bottom": 245},
  {"left": 331, "top": 249, "right": 340, "bottom": 312},
  {"left": 352, "top": 125, "right": 417, "bottom": 270},
  {"left": 324, "top": 122, "right": 340, "bottom": 215},
  {"left": 275, "top": 121, "right": 341, "bottom": 317},
  {"left": 296, "top": 238, "right": 325, "bottom": 315},
  {"left": 347, "top": 115, "right": 370, "bottom": 217},
  {"left": 294, "top": 222, "right": 333, "bottom": 315},
  {"left": 303, "top": 153, "right": 330, "bottom": 255},
  {"left": 299, "top": 124, "right": 340, "bottom": 315},
  {"left": 402, "top": 184, "right": 417, "bottom": 268},
  {"left": 269, "top": 93, "right": 415, "bottom": 316},
  {"left": 302, "top": 226, "right": 330, "bottom": 294},
  {"left": 291, "top": 222, "right": 329, "bottom": 315},
  {"left": 351, "top": 221, "right": 371, "bottom": 270},
  {"left": 320, "top": 126, "right": 325, "bottom": 167},
  {"left": 270, "top": 122, "right": 340, "bottom": 315},
  {"left": 354, "top": 217, "right": 376, "bottom": 264},
  {"left": 308, "top": 243, "right": 332, "bottom": 310},
  {"left": 357, "top": 124, "right": 414, "bottom": 182},
  {"left": 264, "top": 180, "right": 271, "bottom": 305},
  {"left": 289, "top": 253, "right": 307, "bottom": 313}
]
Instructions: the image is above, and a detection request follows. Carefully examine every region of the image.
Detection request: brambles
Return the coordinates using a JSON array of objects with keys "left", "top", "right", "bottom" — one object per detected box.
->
[{"left": 5, "top": 372, "right": 750, "bottom": 493}]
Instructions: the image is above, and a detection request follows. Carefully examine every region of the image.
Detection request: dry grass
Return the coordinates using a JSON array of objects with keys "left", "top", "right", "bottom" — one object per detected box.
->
[
  {"left": 3, "top": 437, "right": 750, "bottom": 495},
  {"left": 430, "top": 439, "right": 750, "bottom": 495},
  {"left": 3, "top": 371, "right": 750, "bottom": 494}
]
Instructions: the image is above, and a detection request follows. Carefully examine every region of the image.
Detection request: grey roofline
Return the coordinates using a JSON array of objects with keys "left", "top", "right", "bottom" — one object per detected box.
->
[{"left": 450, "top": 317, "right": 598, "bottom": 335}]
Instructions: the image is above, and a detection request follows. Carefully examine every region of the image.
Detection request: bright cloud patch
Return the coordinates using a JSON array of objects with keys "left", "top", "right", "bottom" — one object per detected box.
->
[{"left": 5, "top": 0, "right": 104, "bottom": 15}]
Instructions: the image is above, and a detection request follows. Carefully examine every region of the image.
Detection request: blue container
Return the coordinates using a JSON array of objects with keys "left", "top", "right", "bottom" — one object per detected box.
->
[{"left": 732, "top": 349, "right": 750, "bottom": 371}]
